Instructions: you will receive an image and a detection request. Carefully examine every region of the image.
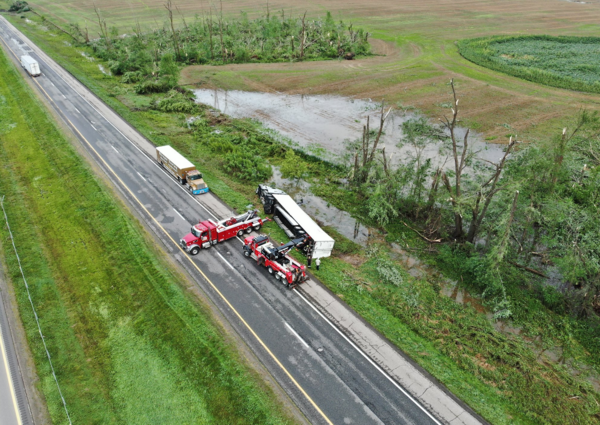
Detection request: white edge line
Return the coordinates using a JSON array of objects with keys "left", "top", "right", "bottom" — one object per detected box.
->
[
  {"left": 285, "top": 322, "right": 309, "bottom": 348},
  {"left": 20, "top": 44, "right": 219, "bottom": 222},
  {"left": 215, "top": 251, "right": 235, "bottom": 271},
  {"left": 293, "top": 288, "right": 443, "bottom": 425},
  {"left": 0, "top": 317, "right": 23, "bottom": 425},
  {"left": 136, "top": 171, "right": 147, "bottom": 182},
  {"left": 173, "top": 208, "right": 186, "bottom": 221},
  {"left": 5, "top": 22, "right": 443, "bottom": 423}
]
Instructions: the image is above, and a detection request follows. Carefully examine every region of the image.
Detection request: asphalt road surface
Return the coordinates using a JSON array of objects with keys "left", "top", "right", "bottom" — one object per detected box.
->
[{"left": 0, "top": 18, "right": 442, "bottom": 425}]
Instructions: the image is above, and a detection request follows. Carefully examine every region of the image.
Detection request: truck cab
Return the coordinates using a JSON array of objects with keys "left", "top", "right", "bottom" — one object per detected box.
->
[
  {"left": 186, "top": 170, "right": 209, "bottom": 195},
  {"left": 180, "top": 221, "right": 217, "bottom": 254}
]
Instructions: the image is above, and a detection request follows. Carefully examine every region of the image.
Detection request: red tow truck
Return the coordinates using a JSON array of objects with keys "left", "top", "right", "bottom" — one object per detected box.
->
[
  {"left": 243, "top": 235, "right": 308, "bottom": 288},
  {"left": 180, "top": 209, "right": 269, "bottom": 255}
]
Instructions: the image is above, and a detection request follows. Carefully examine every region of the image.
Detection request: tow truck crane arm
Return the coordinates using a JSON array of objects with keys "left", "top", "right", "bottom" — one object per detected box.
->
[{"left": 269, "top": 236, "right": 309, "bottom": 259}]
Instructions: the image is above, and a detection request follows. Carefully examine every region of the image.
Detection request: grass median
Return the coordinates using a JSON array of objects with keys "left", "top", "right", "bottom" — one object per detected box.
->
[{"left": 0, "top": 44, "right": 295, "bottom": 424}]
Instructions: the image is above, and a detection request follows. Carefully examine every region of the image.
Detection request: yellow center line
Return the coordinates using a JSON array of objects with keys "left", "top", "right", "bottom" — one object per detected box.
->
[
  {"left": 17, "top": 58, "right": 333, "bottom": 422},
  {"left": 1, "top": 28, "right": 333, "bottom": 423},
  {"left": 64, "top": 116, "right": 334, "bottom": 425}
]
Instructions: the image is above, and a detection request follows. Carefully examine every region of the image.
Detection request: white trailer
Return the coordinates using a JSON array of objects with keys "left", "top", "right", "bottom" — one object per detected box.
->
[
  {"left": 20, "top": 55, "right": 40, "bottom": 77},
  {"left": 272, "top": 194, "right": 335, "bottom": 259}
]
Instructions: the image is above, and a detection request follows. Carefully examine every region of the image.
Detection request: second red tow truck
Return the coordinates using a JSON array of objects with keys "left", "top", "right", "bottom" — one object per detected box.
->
[
  {"left": 243, "top": 235, "right": 308, "bottom": 288},
  {"left": 181, "top": 209, "right": 269, "bottom": 255}
]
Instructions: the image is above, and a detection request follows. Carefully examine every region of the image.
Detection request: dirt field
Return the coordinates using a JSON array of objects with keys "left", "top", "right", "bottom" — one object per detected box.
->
[{"left": 27, "top": 0, "right": 600, "bottom": 139}]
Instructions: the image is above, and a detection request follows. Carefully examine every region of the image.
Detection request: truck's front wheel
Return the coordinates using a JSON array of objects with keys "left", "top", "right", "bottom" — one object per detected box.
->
[
  {"left": 190, "top": 247, "right": 200, "bottom": 255},
  {"left": 267, "top": 266, "right": 274, "bottom": 275},
  {"left": 244, "top": 249, "right": 251, "bottom": 257}
]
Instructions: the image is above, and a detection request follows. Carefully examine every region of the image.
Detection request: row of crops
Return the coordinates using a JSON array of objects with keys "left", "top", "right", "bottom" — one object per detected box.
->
[{"left": 458, "top": 35, "right": 600, "bottom": 93}]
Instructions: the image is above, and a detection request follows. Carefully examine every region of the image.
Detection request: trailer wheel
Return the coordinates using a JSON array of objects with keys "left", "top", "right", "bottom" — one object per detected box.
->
[
  {"left": 190, "top": 247, "right": 200, "bottom": 255},
  {"left": 244, "top": 249, "right": 250, "bottom": 257},
  {"left": 267, "top": 266, "right": 274, "bottom": 275},
  {"left": 237, "top": 229, "right": 244, "bottom": 237}
]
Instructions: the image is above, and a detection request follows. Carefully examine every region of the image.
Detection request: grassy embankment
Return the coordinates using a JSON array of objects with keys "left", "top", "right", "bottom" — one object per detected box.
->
[
  {"left": 0, "top": 40, "right": 295, "bottom": 424},
  {"left": 5, "top": 10, "right": 600, "bottom": 425}
]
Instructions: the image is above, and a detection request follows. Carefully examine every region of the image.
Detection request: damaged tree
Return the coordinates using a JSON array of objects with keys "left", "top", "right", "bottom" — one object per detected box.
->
[
  {"left": 351, "top": 101, "right": 392, "bottom": 185},
  {"left": 440, "top": 79, "right": 516, "bottom": 243}
]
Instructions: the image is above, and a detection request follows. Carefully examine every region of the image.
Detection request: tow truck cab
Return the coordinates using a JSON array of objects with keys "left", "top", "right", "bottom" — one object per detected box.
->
[{"left": 180, "top": 221, "right": 217, "bottom": 253}]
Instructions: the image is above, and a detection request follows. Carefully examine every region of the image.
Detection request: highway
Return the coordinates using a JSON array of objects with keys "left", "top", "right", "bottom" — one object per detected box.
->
[{"left": 0, "top": 17, "right": 447, "bottom": 425}]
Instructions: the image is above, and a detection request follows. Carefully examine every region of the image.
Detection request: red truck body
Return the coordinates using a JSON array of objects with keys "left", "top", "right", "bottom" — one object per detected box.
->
[
  {"left": 243, "top": 235, "right": 308, "bottom": 288},
  {"left": 180, "top": 210, "right": 268, "bottom": 255}
]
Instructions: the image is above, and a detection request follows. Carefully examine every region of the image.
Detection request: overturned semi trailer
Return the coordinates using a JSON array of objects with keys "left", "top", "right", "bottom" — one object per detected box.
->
[{"left": 256, "top": 185, "right": 334, "bottom": 259}]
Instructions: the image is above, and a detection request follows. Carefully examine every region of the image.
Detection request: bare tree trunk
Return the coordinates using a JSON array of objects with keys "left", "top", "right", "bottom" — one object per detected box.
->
[
  {"left": 465, "top": 137, "right": 517, "bottom": 243},
  {"left": 440, "top": 79, "right": 467, "bottom": 239},
  {"left": 300, "top": 12, "right": 306, "bottom": 59},
  {"left": 208, "top": 16, "right": 214, "bottom": 59},
  {"left": 164, "top": 0, "right": 181, "bottom": 59},
  {"left": 218, "top": 1, "right": 225, "bottom": 62},
  {"left": 93, "top": 2, "right": 112, "bottom": 50}
]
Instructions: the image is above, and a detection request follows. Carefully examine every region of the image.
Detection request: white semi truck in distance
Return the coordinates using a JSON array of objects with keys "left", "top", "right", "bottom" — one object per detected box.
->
[{"left": 20, "top": 55, "right": 40, "bottom": 77}]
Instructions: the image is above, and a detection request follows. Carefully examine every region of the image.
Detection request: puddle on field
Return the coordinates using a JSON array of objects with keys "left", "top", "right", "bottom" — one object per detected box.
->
[
  {"left": 269, "top": 166, "right": 372, "bottom": 246},
  {"left": 194, "top": 89, "right": 507, "bottom": 167}
]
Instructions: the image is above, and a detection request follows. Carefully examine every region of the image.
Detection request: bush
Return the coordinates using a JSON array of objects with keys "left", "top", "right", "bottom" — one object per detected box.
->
[
  {"left": 121, "top": 71, "right": 144, "bottom": 84},
  {"left": 134, "top": 79, "right": 174, "bottom": 94},
  {"left": 152, "top": 90, "right": 198, "bottom": 114},
  {"left": 223, "top": 149, "right": 272, "bottom": 182},
  {"left": 9, "top": 1, "right": 29, "bottom": 12}
]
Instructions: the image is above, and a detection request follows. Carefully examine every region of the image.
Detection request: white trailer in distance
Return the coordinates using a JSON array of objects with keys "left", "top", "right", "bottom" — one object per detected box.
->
[{"left": 20, "top": 55, "right": 40, "bottom": 77}]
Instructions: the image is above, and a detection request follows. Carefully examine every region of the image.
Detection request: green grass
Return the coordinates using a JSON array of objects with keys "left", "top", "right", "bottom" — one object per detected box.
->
[
  {"left": 0, "top": 42, "right": 295, "bottom": 424},
  {"left": 5, "top": 10, "right": 600, "bottom": 425},
  {"left": 458, "top": 35, "right": 600, "bottom": 93}
]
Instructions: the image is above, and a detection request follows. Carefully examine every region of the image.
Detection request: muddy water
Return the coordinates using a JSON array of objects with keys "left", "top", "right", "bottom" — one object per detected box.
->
[{"left": 194, "top": 89, "right": 507, "bottom": 166}]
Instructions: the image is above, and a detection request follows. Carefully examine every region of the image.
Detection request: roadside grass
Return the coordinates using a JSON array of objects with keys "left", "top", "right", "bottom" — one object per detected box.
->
[
  {"left": 6, "top": 11, "right": 600, "bottom": 425},
  {"left": 0, "top": 44, "right": 295, "bottom": 424}
]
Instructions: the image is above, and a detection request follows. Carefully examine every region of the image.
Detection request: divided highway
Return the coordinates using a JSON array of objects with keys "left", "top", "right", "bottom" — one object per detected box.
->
[{"left": 0, "top": 17, "right": 445, "bottom": 425}]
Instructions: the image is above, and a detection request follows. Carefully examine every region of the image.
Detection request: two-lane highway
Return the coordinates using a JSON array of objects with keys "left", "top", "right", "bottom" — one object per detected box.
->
[{"left": 0, "top": 17, "right": 442, "bottom": 425}]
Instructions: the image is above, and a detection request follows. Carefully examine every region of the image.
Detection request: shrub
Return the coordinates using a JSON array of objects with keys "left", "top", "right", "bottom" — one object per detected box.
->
[{"left": 134, "top": 79, "right": 174, "bottom": 94}]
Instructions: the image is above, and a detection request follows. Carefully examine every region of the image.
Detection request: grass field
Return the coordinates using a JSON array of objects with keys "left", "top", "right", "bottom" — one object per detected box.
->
[
  {"left": 0, "top": 42, "right": 295, "bottom": 425},
  {"left": 17, "top": 0, "right": 600, "bottom": 141},
  {"left": 458, "top": 35, "right": 600, "bottom": 94},
  {"left": 4, "top": 2, "right": 600, "bottom": 424}
]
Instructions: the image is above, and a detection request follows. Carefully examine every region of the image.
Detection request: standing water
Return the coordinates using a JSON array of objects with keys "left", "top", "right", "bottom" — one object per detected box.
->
[{"left": 193, "top": 89, "right": 506, "bottom": 166}]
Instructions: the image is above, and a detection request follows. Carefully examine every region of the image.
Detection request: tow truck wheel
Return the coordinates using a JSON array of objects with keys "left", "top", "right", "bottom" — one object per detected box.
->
[
  {"left": 237, "top": 229, "right": 244, "bottom": 237},
  {"left": 275, "top": 273, "right": 281, "bottom": 280},
  {"left": 245, "top": 227, "right": 252, "bottom": 234},
  {"left": 190, "top": 247, "right": 200, "bottom": 255},
  {"left": 253, "top": 224, "right": 261, "bottom": 231},
  {"left": 267, "top": 266, "right": 274, "bottom": 275},
  {"left": 244, "top": 249, "right": 250, "bottom": 257}
]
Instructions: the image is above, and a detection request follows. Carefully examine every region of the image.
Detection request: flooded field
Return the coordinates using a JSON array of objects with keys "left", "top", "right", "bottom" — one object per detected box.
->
[{"left": 194, "top": 89, "right": 507, "bottom": 167}]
